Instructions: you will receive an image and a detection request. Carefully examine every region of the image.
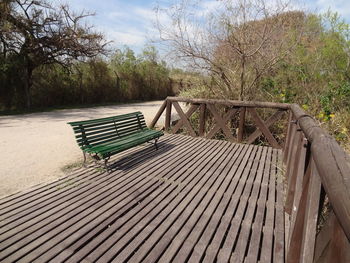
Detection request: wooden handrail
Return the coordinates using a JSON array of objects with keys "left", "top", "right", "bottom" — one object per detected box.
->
[
  {"left": 290, "top": 104, "right": 350, "bottom": 240},
  {"left": 166, "top": 96, "right": 290, "bottom": 109},
  {"left": 284, "top": 104, "right": 350, "bottom": 262}
]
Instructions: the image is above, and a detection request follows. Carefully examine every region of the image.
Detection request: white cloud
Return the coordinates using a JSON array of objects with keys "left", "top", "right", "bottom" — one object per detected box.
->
[
  {"left": 315, "top": 0, "right": 350, "bottom": 17},
  {"left": 104, "top": 28, "right": 147, "bottom": 46}
]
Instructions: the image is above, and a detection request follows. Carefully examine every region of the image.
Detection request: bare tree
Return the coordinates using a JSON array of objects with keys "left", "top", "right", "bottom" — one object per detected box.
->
[
  {"left": 0, "top": 0, "right": 108, "bottom": 108},
  {"left": 156, "top": 0, "right": 305, "bottom": 100}
]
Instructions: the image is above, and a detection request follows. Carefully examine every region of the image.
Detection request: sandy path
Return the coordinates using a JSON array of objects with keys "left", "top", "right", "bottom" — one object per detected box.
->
[{"left": 0, "top": 101, "right": 166, "bottom": 198}]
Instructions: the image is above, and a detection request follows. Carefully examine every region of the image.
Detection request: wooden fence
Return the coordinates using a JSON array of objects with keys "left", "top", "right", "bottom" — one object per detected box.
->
[
  {"left": 150, "top": 97, "right": 350, "bottom": 263},
  {"left": 150, "top": 97, "right": 290, "bottom": 148}
]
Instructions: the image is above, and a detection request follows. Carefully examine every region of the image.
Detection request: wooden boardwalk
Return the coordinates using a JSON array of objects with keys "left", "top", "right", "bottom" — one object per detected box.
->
[{"left": 0, "top": 134, "right": 284, "bottom": 263}]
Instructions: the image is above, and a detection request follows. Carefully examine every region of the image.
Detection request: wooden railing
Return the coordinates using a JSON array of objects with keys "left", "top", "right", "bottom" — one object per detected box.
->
[
  {"left": 150, "top": 97, "right": 290, "bottom": 148},
  {"left": 150, "top": 97, "right": 350, "bottom": 262},
  {"left": 284, "top": 104, "right": 350, "bottom": 263}
]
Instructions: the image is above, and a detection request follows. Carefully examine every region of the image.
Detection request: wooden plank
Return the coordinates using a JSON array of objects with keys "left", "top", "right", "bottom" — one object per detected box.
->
[
  {"left": 2, "top": 137, "right": 205, "bottom": 262},
  {"left": 30, "top": 137, "right": 219, "bottom": 263},
  {"left": 247, "top": 108, "right": 281, "bottom": 148},
  {"left": 165, "top": 100, "right": 171, "bottom": 130},
  {"left": 0, "top": 136, "right": 186, "bottom": 231},
  {"left": 149, "top": 100, "right": 167, "bottom": 128},
  {"left": 188, "top": 145, "right": 257, "bottom": 263},
  {"left": 327, "top": 217, "right": 350, "bottom": 263},
  {"left": 248, "top": 148, "right": 276, "bottom": 263},
  {"left": 0, "top": 134, "right": 287, "bottom": 262},
  {"left": 212, "top": 146, "right": 264, "bottom": 262},
  {"left": 239, "top": 148, "right": 276, "bottom": 262},
  {"left": 274, "top": 151, "right": 285, "bottom": 263},
  {"left": 172, "top": 101, "right": 196, "bottom": 137},
  {"left": 156, "top": 144, "right": 252, "bottom": 263},
  {"left": 247, "top": 109, "right": 285, "bottom": 144},
  {"left": 200, "top": 146, "right": 261, "bottom": 263},
  {"left": 147, "top": 144, "right": 248, "bottom": 263},
  {"left": 229, "top": 147, "right": 270, "bottom": 263},
  {"left": 0, "top": 166, "right": 87, "bottom": 209},
  {"left": 199, "top": 103, "right": 206, "bottom": 136},
  {"left": 1, "top": 137, "right": 161, "bottom": 212},
  {"left": 84, "top": 140, "right": 232, "bottom": 262},
  {"left": 0, "top": 136, "right": 196, "bottom": 261},
  {"left": 206, "top": 104, "right": 235, "bottom": 141},
  {"left": 51, "top": 137, "right": 222, "bottom": 263},
  {"left": 171, "top": 103, "right": 198, "bottom": 135},
  {"left": 237, "top": 107, "right": 246, "bottom": 142}
]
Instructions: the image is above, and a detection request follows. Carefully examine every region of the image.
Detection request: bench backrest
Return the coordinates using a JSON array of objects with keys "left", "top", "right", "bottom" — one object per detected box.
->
[{"left": 68, "top": 112, "right": 147, "bottom": 149}]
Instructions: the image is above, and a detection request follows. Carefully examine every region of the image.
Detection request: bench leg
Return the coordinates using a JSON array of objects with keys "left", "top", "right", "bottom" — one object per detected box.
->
[
  {"left": 155, "top": 138, "right": 159, "bottom": 150},
  {"left": 83, "top": 151, "right": 87, "bottom": 167},
  {"left": 104, "top": 157, "right": 110, "bottom": 171}
]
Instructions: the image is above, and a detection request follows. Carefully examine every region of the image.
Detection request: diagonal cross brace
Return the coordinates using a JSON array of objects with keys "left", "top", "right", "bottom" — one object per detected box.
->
[
  {"left": 247, "top": 108, "right": 281, "bottom": 148},
  {"left": 172, "top": 104, "right": 199, "bottom": 134},
  {"left": 206, "top": 104, "right": 237, "bottom": 141},
  {"left": 247, "top": 109, "right": 285, "bottom": 144},
  {"left": 172, "top": 101, "right": 197, "bottom": 137}
]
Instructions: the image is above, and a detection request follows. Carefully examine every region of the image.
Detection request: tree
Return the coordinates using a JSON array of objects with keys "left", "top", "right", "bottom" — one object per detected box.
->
[
  {"left": 156, "top": 0, "right": 305, "bottom": 100},
  {"left": 0, "top": 0, "right": 107, "bottom": 108}
]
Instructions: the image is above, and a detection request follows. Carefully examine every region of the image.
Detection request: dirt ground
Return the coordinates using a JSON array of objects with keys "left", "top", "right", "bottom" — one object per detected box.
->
[{"left": 0, "top": 101, "right": 168, "bottom": 198}]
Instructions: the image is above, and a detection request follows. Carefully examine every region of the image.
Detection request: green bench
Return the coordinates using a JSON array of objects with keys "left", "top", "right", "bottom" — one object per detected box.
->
[{"left": 68, "top": 112, "right": 164, "bottom": 168}]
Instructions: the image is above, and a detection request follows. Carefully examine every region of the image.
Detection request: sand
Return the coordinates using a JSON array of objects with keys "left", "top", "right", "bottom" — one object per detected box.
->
[{"left": 0, "top": 101, "right": 167, "bottom": 198}]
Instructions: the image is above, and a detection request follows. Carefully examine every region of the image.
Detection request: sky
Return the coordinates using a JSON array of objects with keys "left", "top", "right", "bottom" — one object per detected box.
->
[{"left": 61, "top": 0, "right": 350, "bottom": 55}]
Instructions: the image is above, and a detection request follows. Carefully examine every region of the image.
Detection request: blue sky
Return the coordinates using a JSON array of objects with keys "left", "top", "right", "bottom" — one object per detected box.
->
[{"left": 61, "top": 0, "right": 350, "bottom": 54}]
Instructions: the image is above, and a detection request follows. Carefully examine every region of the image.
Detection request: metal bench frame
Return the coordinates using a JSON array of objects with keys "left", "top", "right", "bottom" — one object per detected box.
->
[{"left": 68, "top": 112, "right": 164, "bottom": 169}]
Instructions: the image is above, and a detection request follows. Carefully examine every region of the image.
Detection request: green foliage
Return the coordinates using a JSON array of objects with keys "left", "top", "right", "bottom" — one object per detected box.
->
[
  {"left": 256, "top": 12, "right": 350, "bottom": 146},
  {"left": 0, "top": 45, "right": 174, "bottom": 110},
  {"left": 109, "top": 46, "right": 172, "bottom": 101},
  {"left": 179, "top": 11, "right": 350, "bottom": 148}
]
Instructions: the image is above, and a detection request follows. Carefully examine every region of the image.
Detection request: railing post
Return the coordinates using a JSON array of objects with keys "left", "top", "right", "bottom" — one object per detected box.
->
[
  {"left": 283, "top": 110, "right": 293, "bottom": 163},
  {"left": 237, "top": 107, "right": 246, "bottom": 143},
  {"left": 199, "top": 103, "right": 206, "bottom": 137},
  {"left": 285, "top": 129, "right": 305, "bottom": 214},
  {"left": 149, "top": 100, "right": 167, "bottom": 128},
  {"left": 165, "top": 99, "right": 172, "bottom": 131},
  {"left": 286, "top": 156, "right": 321, "bottom": 263}
]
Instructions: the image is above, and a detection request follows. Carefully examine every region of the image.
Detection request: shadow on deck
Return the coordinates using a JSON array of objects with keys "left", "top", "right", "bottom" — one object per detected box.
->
[{"left": 0, "top": 134, "right": 284, "bottom": 263}]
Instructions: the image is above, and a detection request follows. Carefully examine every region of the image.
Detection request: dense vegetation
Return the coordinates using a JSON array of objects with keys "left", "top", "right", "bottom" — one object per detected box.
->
[
  {"left": 0, "top": 0, "right": 173, "bottom": 111},
  {"left": 160, "top": 1, "right": 350, "bottom": 149},
  {"left": 1, "top": 0, "right": 349, "bottom": 149},
  {"left": 0, "top": 46, "right": 173, "bottom": 110}
]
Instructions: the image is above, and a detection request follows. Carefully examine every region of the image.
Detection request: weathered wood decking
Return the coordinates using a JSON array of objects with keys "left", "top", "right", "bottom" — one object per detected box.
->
[{"left": 0, "top": 134, "right": 284, "bottom": 263}]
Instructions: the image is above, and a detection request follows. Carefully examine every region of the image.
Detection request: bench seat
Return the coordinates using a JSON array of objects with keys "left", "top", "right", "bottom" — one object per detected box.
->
[
  {"left": 84, "top": 129, "right": 163, "bottom": 159},
  {"left": 68, "top": 111, "right": 164, "bottom": 167}
]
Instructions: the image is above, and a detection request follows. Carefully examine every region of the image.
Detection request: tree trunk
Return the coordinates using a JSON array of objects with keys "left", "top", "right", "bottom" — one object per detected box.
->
[
  {"left": 24, "top": 65, "right": 33, "bottom": 109},
  {"left": 239, "top": 55, "right": 246, "bottom": 101}
]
